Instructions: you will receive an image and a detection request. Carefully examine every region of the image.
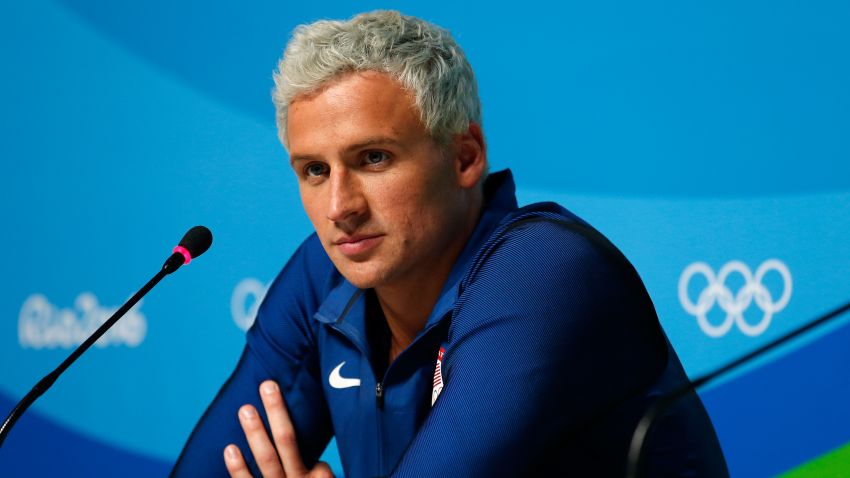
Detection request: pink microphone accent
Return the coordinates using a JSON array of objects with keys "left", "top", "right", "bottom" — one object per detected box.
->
[{"left": 173, "top": 246, "right": 192, "bottom": 265}]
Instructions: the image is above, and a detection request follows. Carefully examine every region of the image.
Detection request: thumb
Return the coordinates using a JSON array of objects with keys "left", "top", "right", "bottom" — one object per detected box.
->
[{"left": 309, "top": 461, "right": 335, "bottom": 478}]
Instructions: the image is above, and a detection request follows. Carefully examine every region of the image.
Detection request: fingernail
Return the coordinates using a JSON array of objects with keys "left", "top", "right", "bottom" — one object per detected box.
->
[
  {"left": 225, "top": 445, "right": 238, "bottom": 460},
  {"left": 262, "top": 381, "right": 279, "bottom": 395},
  {"left": 240, "top": 407, "right": 256, "bottom": 419}
]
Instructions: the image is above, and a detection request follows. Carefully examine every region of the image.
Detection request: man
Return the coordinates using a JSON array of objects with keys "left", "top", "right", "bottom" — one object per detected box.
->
[{"left": 172, "top": 11, "right": 728, "bottom": 477}]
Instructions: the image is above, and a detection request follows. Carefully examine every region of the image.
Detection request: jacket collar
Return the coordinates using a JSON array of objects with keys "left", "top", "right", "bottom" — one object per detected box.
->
[{"left": 313, "top": 169, "right": 518, "bottom": 332}]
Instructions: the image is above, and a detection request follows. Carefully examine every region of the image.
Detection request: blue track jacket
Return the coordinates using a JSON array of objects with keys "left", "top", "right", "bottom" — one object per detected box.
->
[{"left": 171, "top": 170, "right": 728, "bottom": 477}]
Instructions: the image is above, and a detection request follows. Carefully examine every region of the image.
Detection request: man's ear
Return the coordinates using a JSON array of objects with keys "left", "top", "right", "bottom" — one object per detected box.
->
[{"left": 453, "top": 122, "right": 487, "bottom": 189}]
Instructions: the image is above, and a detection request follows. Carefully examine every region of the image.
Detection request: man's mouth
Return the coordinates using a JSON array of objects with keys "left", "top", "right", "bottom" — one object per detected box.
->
[{"left": 334, "top": 234, "right": 385, "bottom": 257}]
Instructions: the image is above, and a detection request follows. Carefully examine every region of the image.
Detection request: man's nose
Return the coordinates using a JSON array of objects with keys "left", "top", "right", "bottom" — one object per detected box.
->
[{"left": 326, "top": 168, "right": 367, "bottom": 225}]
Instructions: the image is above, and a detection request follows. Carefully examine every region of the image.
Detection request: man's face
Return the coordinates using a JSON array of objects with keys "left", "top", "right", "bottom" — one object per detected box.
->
[{"left": 286, "top": 71, "right": 476, "bottom": 290}]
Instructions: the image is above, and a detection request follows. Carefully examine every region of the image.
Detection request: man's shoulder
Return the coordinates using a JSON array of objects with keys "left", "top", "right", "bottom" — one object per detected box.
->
[
  {"left": 462, "top": 201, "right": 632, "bottom": 290},
  {"left": 278, "top": 233, "right": 337, "bottom": 286},
  {"left": 255, "top": 232, "right": 341, "bottom": 320}
]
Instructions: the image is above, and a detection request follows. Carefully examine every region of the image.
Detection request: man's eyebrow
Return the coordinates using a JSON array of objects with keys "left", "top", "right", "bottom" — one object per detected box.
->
[
  {"left": 290, "top": 137, "right": 405, "bottom": 165},
  {"left": 290, "top": 153, "right": 322, "bottom": 164},
  {"left": 341, "top": 136, "right": 404, "bottom": 153}
]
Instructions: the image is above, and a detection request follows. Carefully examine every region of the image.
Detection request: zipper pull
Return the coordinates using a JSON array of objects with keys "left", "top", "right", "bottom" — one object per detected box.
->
[{"left": 375, "top": 381, "right": 384, "bottom": 409}]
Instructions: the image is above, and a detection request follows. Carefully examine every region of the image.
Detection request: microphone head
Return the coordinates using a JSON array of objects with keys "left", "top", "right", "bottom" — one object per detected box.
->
[{"left": 178, "top": 225, "right": 213, "bottom": 259}]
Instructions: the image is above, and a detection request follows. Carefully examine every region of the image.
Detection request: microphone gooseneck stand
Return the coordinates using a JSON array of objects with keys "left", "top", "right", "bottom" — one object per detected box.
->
[
  {"left": 0, "top": 225, "right": 212, "bottom": 449},
  {"left": 625, "top": 298, "right": 850, "bottom": 478},
  {"left": 0, "top": 266, "right": 170, "bottom": 448}
]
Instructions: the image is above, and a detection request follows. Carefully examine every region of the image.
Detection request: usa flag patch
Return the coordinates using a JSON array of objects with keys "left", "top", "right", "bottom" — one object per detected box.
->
[{"left": 432, "top": 346, "right": 445, "bottom": 406}]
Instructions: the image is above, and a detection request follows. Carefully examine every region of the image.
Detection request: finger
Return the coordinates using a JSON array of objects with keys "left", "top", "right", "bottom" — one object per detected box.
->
[
  {"left": 260, "top": 380, "right": 308, "bottom": 477},
  {"left": 309, "top": 461, "right": 335, "bottom": 478},
  {"left": 223, "top": 444, "right": 254, "bottom": 478},
  {"left": 238, "top": 404, "right": 286, "bottom": 478}
]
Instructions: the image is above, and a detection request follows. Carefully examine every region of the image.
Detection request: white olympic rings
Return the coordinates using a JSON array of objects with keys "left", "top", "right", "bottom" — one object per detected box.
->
[{"left": 678, "top": 259, "right": 792, "bottom": 337}]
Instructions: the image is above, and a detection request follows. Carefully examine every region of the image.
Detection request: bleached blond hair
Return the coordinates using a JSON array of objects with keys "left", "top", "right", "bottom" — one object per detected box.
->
[{"left": 272, "top": 10, "right": 482, "bottom": 149}]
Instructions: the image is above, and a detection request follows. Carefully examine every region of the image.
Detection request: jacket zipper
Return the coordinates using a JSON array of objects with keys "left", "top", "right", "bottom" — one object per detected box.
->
[
  {"left": 376, "top": 380, "right": 385, "bottom": 474},
  {"left": 327, "top": 298, "right": 448, "bottom": 476},
  {"left": 376, "top": 381, "right": 384, "bottom": 409}
]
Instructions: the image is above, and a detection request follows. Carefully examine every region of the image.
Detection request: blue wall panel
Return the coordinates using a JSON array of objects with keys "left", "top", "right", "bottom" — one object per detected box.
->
[{"left": 2, "top": 1, "right": 848, "bottom": 476}]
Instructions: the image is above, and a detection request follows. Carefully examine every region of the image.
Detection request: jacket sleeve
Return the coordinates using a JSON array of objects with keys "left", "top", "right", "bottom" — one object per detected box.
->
[
  {"left": 170, "top": 234, "right": 337, "bottom": 477},
  {"left": 390, "top": 219, "right": 670, "bottom": 476}
]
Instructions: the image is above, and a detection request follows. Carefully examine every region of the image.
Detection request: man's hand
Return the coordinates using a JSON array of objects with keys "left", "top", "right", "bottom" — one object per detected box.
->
[{"left": 223, "top": 380, "right": 334, "bottom": 478}]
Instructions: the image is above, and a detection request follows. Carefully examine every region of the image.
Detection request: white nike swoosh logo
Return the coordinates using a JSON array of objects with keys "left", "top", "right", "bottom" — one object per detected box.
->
[{"left": 329, "top": 361, "right": 361, "bottom": 389}]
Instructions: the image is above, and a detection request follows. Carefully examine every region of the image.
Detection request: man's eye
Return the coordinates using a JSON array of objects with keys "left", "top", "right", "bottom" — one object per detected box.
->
[
  {"left": 305, "top": 163, "right": 328, "bottom": 177},
  {"left": 364, "top": 151, "right": 388, "bottom": 165}
]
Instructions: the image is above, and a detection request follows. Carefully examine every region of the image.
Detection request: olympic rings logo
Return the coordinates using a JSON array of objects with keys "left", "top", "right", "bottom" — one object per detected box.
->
[
  {"left": 678, "top": 260, "right": 792, "bottom": 338},
  {"left": 231, "top": 278, "right": 269, "bottom": 331}
]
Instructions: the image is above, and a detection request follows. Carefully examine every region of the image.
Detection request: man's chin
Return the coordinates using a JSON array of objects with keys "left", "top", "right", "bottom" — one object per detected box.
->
[{"left": 333, "top": 262, "right": 390, "bottom": 290}]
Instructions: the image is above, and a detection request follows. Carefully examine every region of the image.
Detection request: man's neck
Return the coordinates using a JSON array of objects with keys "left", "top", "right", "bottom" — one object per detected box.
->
[
  {"left": 375, "top": 267, "right": 453, "bottom": 362},
  {"left": 375, "top": 193, "right": 483, "bottom": 364}
]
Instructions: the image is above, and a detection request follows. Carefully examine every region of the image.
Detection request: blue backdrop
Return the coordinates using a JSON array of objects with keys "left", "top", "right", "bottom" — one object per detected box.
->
[{"left": 2, "top": 1, "right": 849, "bottom": 476}]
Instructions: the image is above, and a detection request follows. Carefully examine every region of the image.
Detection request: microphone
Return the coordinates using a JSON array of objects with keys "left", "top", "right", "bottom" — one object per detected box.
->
[
  {"left": 0, "top": 226, "right": 214, "bottom": 448},
  {"left": 625, "top": 298, "right": 850, "bottom": 478},
  {"left": 163, "top": 225, "right": 214, "bottom": 274}
]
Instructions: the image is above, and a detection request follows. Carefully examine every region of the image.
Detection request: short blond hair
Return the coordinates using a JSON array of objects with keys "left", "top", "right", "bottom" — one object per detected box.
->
[{"left": 272, "top": 10, "right": 482, "bottom": 149}]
